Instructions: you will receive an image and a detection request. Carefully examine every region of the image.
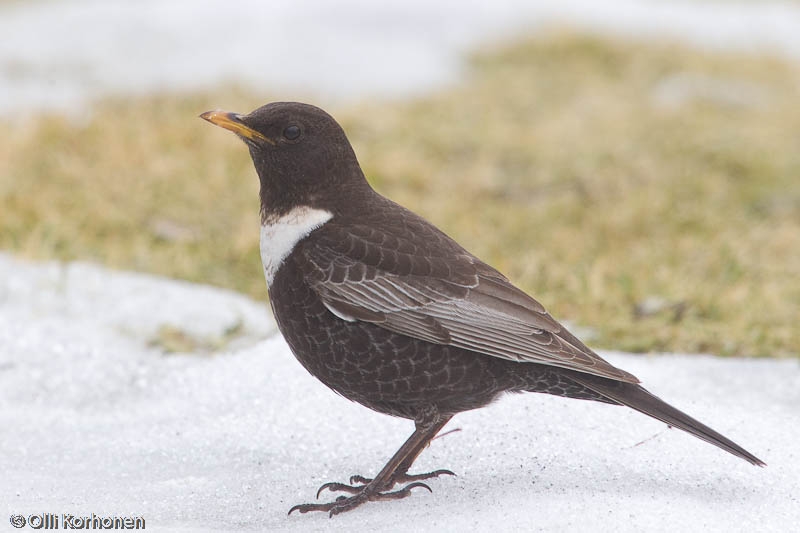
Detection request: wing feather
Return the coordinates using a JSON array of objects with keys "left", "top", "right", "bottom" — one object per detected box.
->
[{"left": 302, "top": 221, "right": 639, "bottom": 384}]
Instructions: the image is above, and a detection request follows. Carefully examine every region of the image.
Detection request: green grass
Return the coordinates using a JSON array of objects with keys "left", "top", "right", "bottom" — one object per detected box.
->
[{"left": 2, "top": 31, "right": 799, "bottom": 358}]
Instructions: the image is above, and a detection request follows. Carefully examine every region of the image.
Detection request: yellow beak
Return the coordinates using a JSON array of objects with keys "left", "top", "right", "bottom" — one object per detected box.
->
[{"left": 199, "top": 110, "right": 275, "bottom": 145}]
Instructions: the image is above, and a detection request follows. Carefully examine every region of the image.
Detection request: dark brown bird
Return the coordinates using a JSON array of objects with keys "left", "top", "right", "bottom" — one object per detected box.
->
[{"left": 200, "top": 102, "right": 764, "bottom": 517}]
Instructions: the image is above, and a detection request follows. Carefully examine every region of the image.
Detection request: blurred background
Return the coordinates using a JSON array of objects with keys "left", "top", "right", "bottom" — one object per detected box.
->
[{"left": 1, "top": 0, "right": 799, "bottom": 359}]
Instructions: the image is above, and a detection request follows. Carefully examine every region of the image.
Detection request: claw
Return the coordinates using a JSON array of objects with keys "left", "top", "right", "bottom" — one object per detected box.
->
[
  {"left": 316, "top": 468, "right": 455, "bottom": 499},
  {"left": 349, "top": 474, "right": 371, "bottom": 485},
  {"left": 288, "top": 503, "right": 313, "bottom": 516},
  {"left": 403, "top": 469, "right": 456, "bottom": 482},
  {"left": 316, "top": 483, "right": 332, "bottom": 499},
  {"left": 316, "top": 481, "right": 362, "bottom": 498},
  {"left": 290, "top": 478, "right": 442, "bottom": 516},
  {"left": 375, "top": 481, "right": 424, "bottom": 500},
  {"left": 347, "top": 469, "right": 456, "bottom": 489}
]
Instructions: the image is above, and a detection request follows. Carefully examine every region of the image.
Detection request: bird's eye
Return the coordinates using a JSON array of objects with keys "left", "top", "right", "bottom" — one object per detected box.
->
[{"left": 283, "top": 125, "right": 301, "bottom": 140}]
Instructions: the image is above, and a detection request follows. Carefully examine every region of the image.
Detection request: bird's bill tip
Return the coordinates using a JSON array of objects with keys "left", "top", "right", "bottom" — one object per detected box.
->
[{"left": 199, "top": 109, "right": 275, "bottom": 145}]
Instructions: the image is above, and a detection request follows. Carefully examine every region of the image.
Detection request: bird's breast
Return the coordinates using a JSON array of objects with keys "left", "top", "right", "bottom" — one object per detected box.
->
[{"left": 259, "top": 206, "right": 333, "bottom": 287}]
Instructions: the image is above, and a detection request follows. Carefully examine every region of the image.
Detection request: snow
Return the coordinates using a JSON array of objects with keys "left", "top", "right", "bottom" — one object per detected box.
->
[
  {"left": 2, "top": 0, "right": 800, "bottom": 116},
  {"left": 2, "top": 253, "right": 798, "bottom": 532}
]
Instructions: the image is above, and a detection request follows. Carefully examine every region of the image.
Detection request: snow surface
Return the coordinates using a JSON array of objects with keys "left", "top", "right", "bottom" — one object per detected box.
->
[
  {"left": 2, "top": 253, "right": 798, "bottom": 532},
  {"left": 2, "top": 0, "right": 800, "bottom": 116}
]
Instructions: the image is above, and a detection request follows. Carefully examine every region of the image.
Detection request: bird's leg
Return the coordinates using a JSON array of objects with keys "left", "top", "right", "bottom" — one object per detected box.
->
[
  {"left": 345, "top": 425, "right": 456, "bottom": 489},
  {"left": 289, "top": 416, "right": 453, "bottom": 517},
  {"left": 316, "top": 417, "right": 455, "bottom": 495}
]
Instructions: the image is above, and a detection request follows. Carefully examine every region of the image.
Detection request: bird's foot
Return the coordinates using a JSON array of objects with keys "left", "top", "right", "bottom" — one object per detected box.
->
[
  {"left": 316, "top": 468, "right": 456, "bottom": 496},
  {"left": 288, "top": 481, "right": 432, "bottom": 517}
]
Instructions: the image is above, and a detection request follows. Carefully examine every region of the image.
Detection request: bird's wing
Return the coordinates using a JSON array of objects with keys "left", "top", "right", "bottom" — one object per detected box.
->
[{"left": 301, "top": 221, "right": 639, "bottom": 384}]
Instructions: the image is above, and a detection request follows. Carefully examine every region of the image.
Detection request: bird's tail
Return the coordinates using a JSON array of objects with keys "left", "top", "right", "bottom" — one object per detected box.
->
[{"left": 565, "top": 372, "right": 765, "bottom": 466}]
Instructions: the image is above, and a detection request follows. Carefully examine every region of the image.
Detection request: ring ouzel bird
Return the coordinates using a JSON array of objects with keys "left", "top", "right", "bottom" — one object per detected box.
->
[{"left": 200, "top": 102, "right": 764, "bottom": 516}]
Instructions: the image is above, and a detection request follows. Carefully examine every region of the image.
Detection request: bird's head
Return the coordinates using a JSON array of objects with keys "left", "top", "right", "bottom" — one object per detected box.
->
[{"left": 200, "top": 102, "right": 369, "bottom": 220}]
